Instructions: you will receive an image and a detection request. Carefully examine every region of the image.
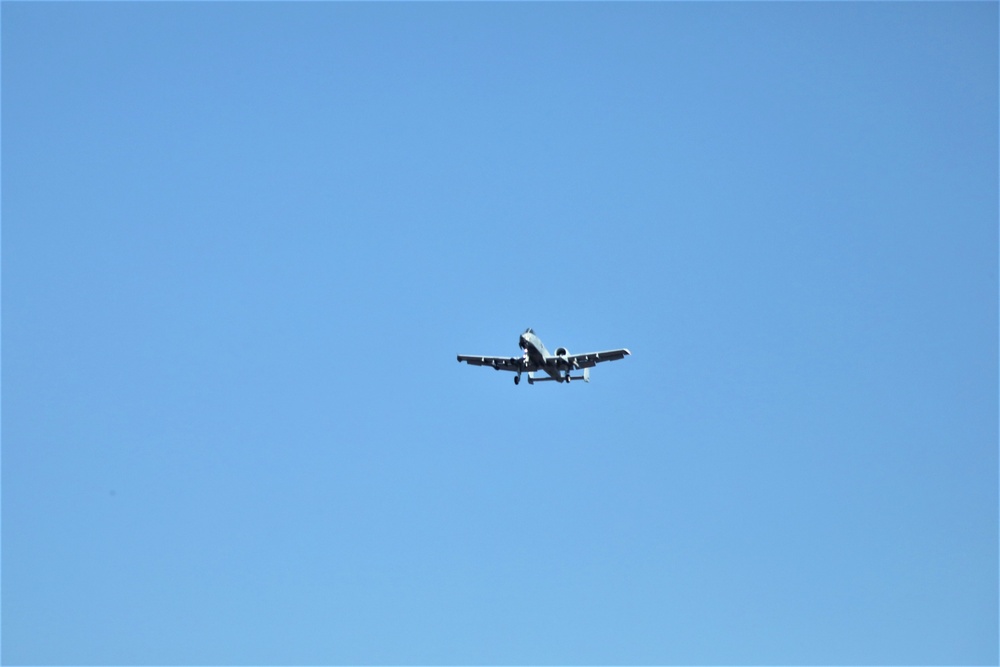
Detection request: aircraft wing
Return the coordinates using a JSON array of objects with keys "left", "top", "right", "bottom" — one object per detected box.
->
[
  {"left": 457, "top": 355, "right": 537, "bottom": 372},
  {"left": 566, "top": 348, "right": 631, "bottom": 369}
]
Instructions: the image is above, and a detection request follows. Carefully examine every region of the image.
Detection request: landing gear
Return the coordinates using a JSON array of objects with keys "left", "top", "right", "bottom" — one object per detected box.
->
[{"left": 514, "top": 375, "right": 520, "bottom": 385}]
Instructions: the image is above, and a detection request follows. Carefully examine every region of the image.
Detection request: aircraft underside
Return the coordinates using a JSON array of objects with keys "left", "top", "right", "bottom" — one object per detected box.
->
[{"left": 458, "top": 328, "right": 629, "bottom": 386}]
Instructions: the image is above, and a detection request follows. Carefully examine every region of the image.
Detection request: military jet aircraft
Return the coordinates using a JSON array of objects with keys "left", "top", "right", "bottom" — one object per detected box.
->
[{"left": 457, "top": 328, "right": 631, "bottom": 385}]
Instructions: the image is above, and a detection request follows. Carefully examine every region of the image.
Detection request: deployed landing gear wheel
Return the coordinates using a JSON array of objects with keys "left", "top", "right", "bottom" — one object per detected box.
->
[{"left": 514, "top": 375, "right": 520, "bottom": 385}]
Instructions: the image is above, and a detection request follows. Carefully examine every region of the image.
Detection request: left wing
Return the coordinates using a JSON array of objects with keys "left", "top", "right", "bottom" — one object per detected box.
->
[
  {"left": 566, "top": 348, "right": 631, "bottom": 369},
  {"left": 457, "top": 355, "right": 537, "bottom": 372}
]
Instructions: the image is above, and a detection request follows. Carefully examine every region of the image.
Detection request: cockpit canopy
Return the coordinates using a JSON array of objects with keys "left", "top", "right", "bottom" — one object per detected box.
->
[{"left": 524, "top": 327, "right": 535, "bottom": 335}]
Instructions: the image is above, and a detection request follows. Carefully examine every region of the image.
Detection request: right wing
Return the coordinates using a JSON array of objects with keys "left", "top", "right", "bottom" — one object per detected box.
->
[
  {"left": 457, "top": 355, "right": 537, "bottom": 372},
  {"left": 566, "top": 348, "right": 631, "bottom": 369}
]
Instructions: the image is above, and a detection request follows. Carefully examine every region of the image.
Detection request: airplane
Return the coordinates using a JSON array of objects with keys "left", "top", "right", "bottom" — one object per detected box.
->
[{"left": 457, "top": 328, "right": 631, "bottom": 385}]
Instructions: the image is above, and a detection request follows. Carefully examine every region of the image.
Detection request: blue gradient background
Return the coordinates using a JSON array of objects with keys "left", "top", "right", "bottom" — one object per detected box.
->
[{"left": 3, "top": 3, "right": 997, "bottom": 664}]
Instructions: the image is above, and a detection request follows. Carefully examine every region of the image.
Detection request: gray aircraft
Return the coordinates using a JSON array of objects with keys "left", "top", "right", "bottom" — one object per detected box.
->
[{"left": 457, "top": 328, "right": 631, "bottom": 385}]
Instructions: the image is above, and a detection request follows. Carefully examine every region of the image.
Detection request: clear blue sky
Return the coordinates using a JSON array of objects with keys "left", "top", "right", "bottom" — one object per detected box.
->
[{"left": 3, "top": 3, "right": 997, "bottom": 664}]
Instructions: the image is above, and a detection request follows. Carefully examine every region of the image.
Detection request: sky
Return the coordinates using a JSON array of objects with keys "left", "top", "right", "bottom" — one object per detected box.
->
[{"left": 2, "top": 2, "right": 997, "bottom": 665}]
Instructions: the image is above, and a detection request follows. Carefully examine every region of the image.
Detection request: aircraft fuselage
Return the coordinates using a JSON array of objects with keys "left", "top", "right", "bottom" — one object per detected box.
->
[
  {"left": 519, "top": 329, "right": 549, "bottom": 365},
  {"left": 519, "top": 329, "right": 566, "bottom": 381}
]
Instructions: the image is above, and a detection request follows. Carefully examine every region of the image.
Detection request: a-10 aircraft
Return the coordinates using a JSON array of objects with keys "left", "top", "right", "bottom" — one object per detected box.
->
[{"left": 457, "top": 328, "right": 631, "bottom": 385}]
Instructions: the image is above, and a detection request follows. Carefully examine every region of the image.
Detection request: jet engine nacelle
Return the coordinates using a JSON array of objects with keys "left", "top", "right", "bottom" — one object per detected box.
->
[{"left": 554, "top": 347, "right": 571, "bottom": 367}]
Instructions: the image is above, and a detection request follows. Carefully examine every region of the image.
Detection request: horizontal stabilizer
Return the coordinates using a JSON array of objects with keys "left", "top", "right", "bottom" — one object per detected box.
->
[{"left": 528, "top": 369, "right": 590, "bottom": 384}]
